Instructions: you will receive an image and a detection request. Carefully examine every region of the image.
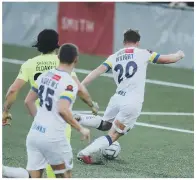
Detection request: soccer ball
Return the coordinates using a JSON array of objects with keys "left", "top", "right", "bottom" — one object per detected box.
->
[{"left": 101, "top": 141, "right": 121, "bottom": 160}]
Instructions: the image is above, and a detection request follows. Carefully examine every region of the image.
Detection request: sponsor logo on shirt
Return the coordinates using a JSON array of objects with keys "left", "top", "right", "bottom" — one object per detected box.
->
[
  {"left": 52, "top": 74, "right": 61, "bottom": 81},
  {"left": 125, "top": 48, "right": 134, "bottom": 54},
  {"left": 65, "top": 85, "right": 73, "bottom": 92}
]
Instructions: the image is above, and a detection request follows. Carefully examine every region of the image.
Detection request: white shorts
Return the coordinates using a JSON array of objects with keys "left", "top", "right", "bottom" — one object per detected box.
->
[
  {"left": 26, "top": 132, "right": 73, "bottom": 172},
  {"left": 102, "top": 93, "right": 142, "bottom": 134}
]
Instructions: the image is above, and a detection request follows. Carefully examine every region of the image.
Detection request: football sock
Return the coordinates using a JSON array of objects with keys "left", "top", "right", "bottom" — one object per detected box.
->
[
  {"left": 46, "top": 165, "right": 56, "bottom": 178},
  {"left": 78, "top": 114, "right": 102, "bottom": 128},
  {"left": 80, "top": 135, "right": 113, "bottom": 156},
  {"left": 3, "top": 166, "right": 29, "bottom": 178}
]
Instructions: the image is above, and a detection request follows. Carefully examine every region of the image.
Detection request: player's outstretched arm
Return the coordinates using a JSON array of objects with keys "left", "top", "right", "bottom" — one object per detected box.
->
[
  {"left": 72, "top": 75, "right": 99, "bottom": 115},
  {"left": 58, "top": 99, "right": 90, "bottom": 142},
  {"left": 24, "top": 90, "right": 38, "bottom": 117},
  {"left": 156, "top": 50, "right": 185, "bottom": 64},
  {"left": 82, "top": 65, "right": 108, "bottom": 86}
]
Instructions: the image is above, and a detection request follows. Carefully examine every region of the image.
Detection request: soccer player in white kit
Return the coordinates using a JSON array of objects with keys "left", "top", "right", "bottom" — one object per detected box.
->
[
  {"left": 24, "top": 43, "right": 90, "bottom": 178},
  {"left": 77, "top": 29, "right": 185, "bottom": 164}
]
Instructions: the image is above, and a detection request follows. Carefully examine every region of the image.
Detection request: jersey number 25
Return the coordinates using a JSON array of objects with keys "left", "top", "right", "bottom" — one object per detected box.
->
[{"left": 38, "top": 85, "right": 54, "bottom": 111}]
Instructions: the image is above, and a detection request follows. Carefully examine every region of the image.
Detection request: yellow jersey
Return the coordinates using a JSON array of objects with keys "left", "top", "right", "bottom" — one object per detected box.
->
[{"left": 17, "top": 53, "right": 77, "bottom": 86}]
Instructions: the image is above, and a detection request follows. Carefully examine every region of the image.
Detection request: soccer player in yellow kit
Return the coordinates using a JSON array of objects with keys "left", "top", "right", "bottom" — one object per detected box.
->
[{"left": 3, "top": 29, "right": 98, "bottom": 178}]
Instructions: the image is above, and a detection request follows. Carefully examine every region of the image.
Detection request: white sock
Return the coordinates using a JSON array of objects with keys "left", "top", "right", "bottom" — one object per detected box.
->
[
  {"left": 80, "top": 135, "right": 112, "bottom": 155},
  {"left": 3, "top": 166, "right": 29, "bottom": 178},
  {"left": 79, "top": 114, "right": 102, "bottom": 128}
]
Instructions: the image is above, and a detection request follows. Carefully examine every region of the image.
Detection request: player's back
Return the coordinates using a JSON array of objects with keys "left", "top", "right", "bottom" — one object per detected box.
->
[
  {"left": 17, "top": 54, "right": 59, "bottom": 87},
  {"left": 30, "top": 68, "right": 78, "bottom": 140},
  {"left": 105, "top": 47, "right": 156, "bottom": 102}
]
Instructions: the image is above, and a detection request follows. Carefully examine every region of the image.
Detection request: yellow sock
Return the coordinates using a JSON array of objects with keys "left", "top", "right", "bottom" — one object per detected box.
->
[{"left": 46, "top": 124, "right": 71, "bottom": 178}]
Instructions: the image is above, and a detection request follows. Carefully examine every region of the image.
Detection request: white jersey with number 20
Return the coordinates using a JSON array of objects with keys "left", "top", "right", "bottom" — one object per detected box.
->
[{"left": 102, "top": 47, "right": 160, "bottom": 102}]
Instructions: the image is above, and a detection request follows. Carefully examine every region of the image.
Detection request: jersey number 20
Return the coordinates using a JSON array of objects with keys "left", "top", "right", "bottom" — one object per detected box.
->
[
  {"left": 38, "top": 85, "right": 54, "bottom": 111},
  {"left": 114, "top": 61, "right": 138, "bottom": 84}
]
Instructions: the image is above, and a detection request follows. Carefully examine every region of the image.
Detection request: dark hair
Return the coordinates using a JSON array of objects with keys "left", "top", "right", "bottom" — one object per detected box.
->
[
  {"left": 123, "top": 29, "right": 140, "bottom": 43},
  {"left": 58, "top": 43, "right": 79, "bottom": 64},
  {"left": 32, "top": 29, "right": 59, "bottom": 54}
]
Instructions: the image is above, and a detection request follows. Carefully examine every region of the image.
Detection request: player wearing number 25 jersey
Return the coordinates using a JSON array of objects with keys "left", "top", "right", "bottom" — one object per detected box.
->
[
  {"left": 26, "top": 69, "right": 78, "bottom": 174},
  {"left": 25, "top": 44, "right": 90, "bottom": 178},
  {"left": 77, "top": 29, "right": 185, "bottom": 164}
]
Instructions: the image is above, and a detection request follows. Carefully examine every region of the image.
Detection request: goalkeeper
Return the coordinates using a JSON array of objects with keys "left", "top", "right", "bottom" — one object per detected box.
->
[{"left": 3, "top": 29, "right": 98, "bottom": 178}]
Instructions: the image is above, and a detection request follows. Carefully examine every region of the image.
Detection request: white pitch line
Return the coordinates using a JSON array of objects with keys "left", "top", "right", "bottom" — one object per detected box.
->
[
  {"left": 3, "top": 58, "right": 194, "bottom": 90},
  {"left": 74, "top": 110, "right": 194, "bottom": 116},
  {"left": 73, "top": 111, "right": 194, "bottom": 134},
  {"left": 135, "top": 122, "right": 193, "bottom": 134}
]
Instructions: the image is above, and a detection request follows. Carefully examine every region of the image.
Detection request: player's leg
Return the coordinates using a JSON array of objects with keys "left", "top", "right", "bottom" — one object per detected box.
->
[
  {"left": 2, "top": 165, "right": 44, "bottom": 178},
  {"left": 28, "top": 169, "right": 44, "bottom": 178},
  {"left": 50, "top": 164, "right": 72, "bottom": 178},
  {"left": 46, "top": 142, "right": 73, "bottom": 178},
  {"left": 26, "top": 135, "right": 47, "bottom": 178},
  {"left": 75, "top": 95, "right": 119, "bottom": 131},
  {"left": 108, "top": 100, "right": 142, "bottom": 142},
  {"left": 77, "top": 102, "right": 142, "bottom": 164},
  {"left": 77, "top": 125, "right": 122, "bottom": 164},
  {"left": 75, "top": 114, "right": 112, "bottom": 131},
  {"left": 2, "top": 166, "right": 30, "bottom": 178},
  {"left": 46, "top": 124, "right": 72, "bottom": 178},
  {"left": 46, "top": 165, "right": 55, "bottom": 178},
  {"left": 77, "top": 95, "right": 120, "bottom": 163},
  {"left": 26, "top": 149, "right": 46, "bottom": 178}
]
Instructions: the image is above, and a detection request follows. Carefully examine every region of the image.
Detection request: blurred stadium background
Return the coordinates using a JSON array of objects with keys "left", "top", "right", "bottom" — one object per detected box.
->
[{"left": 2, "top": 2, "right": 194, "bottom": 178}]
